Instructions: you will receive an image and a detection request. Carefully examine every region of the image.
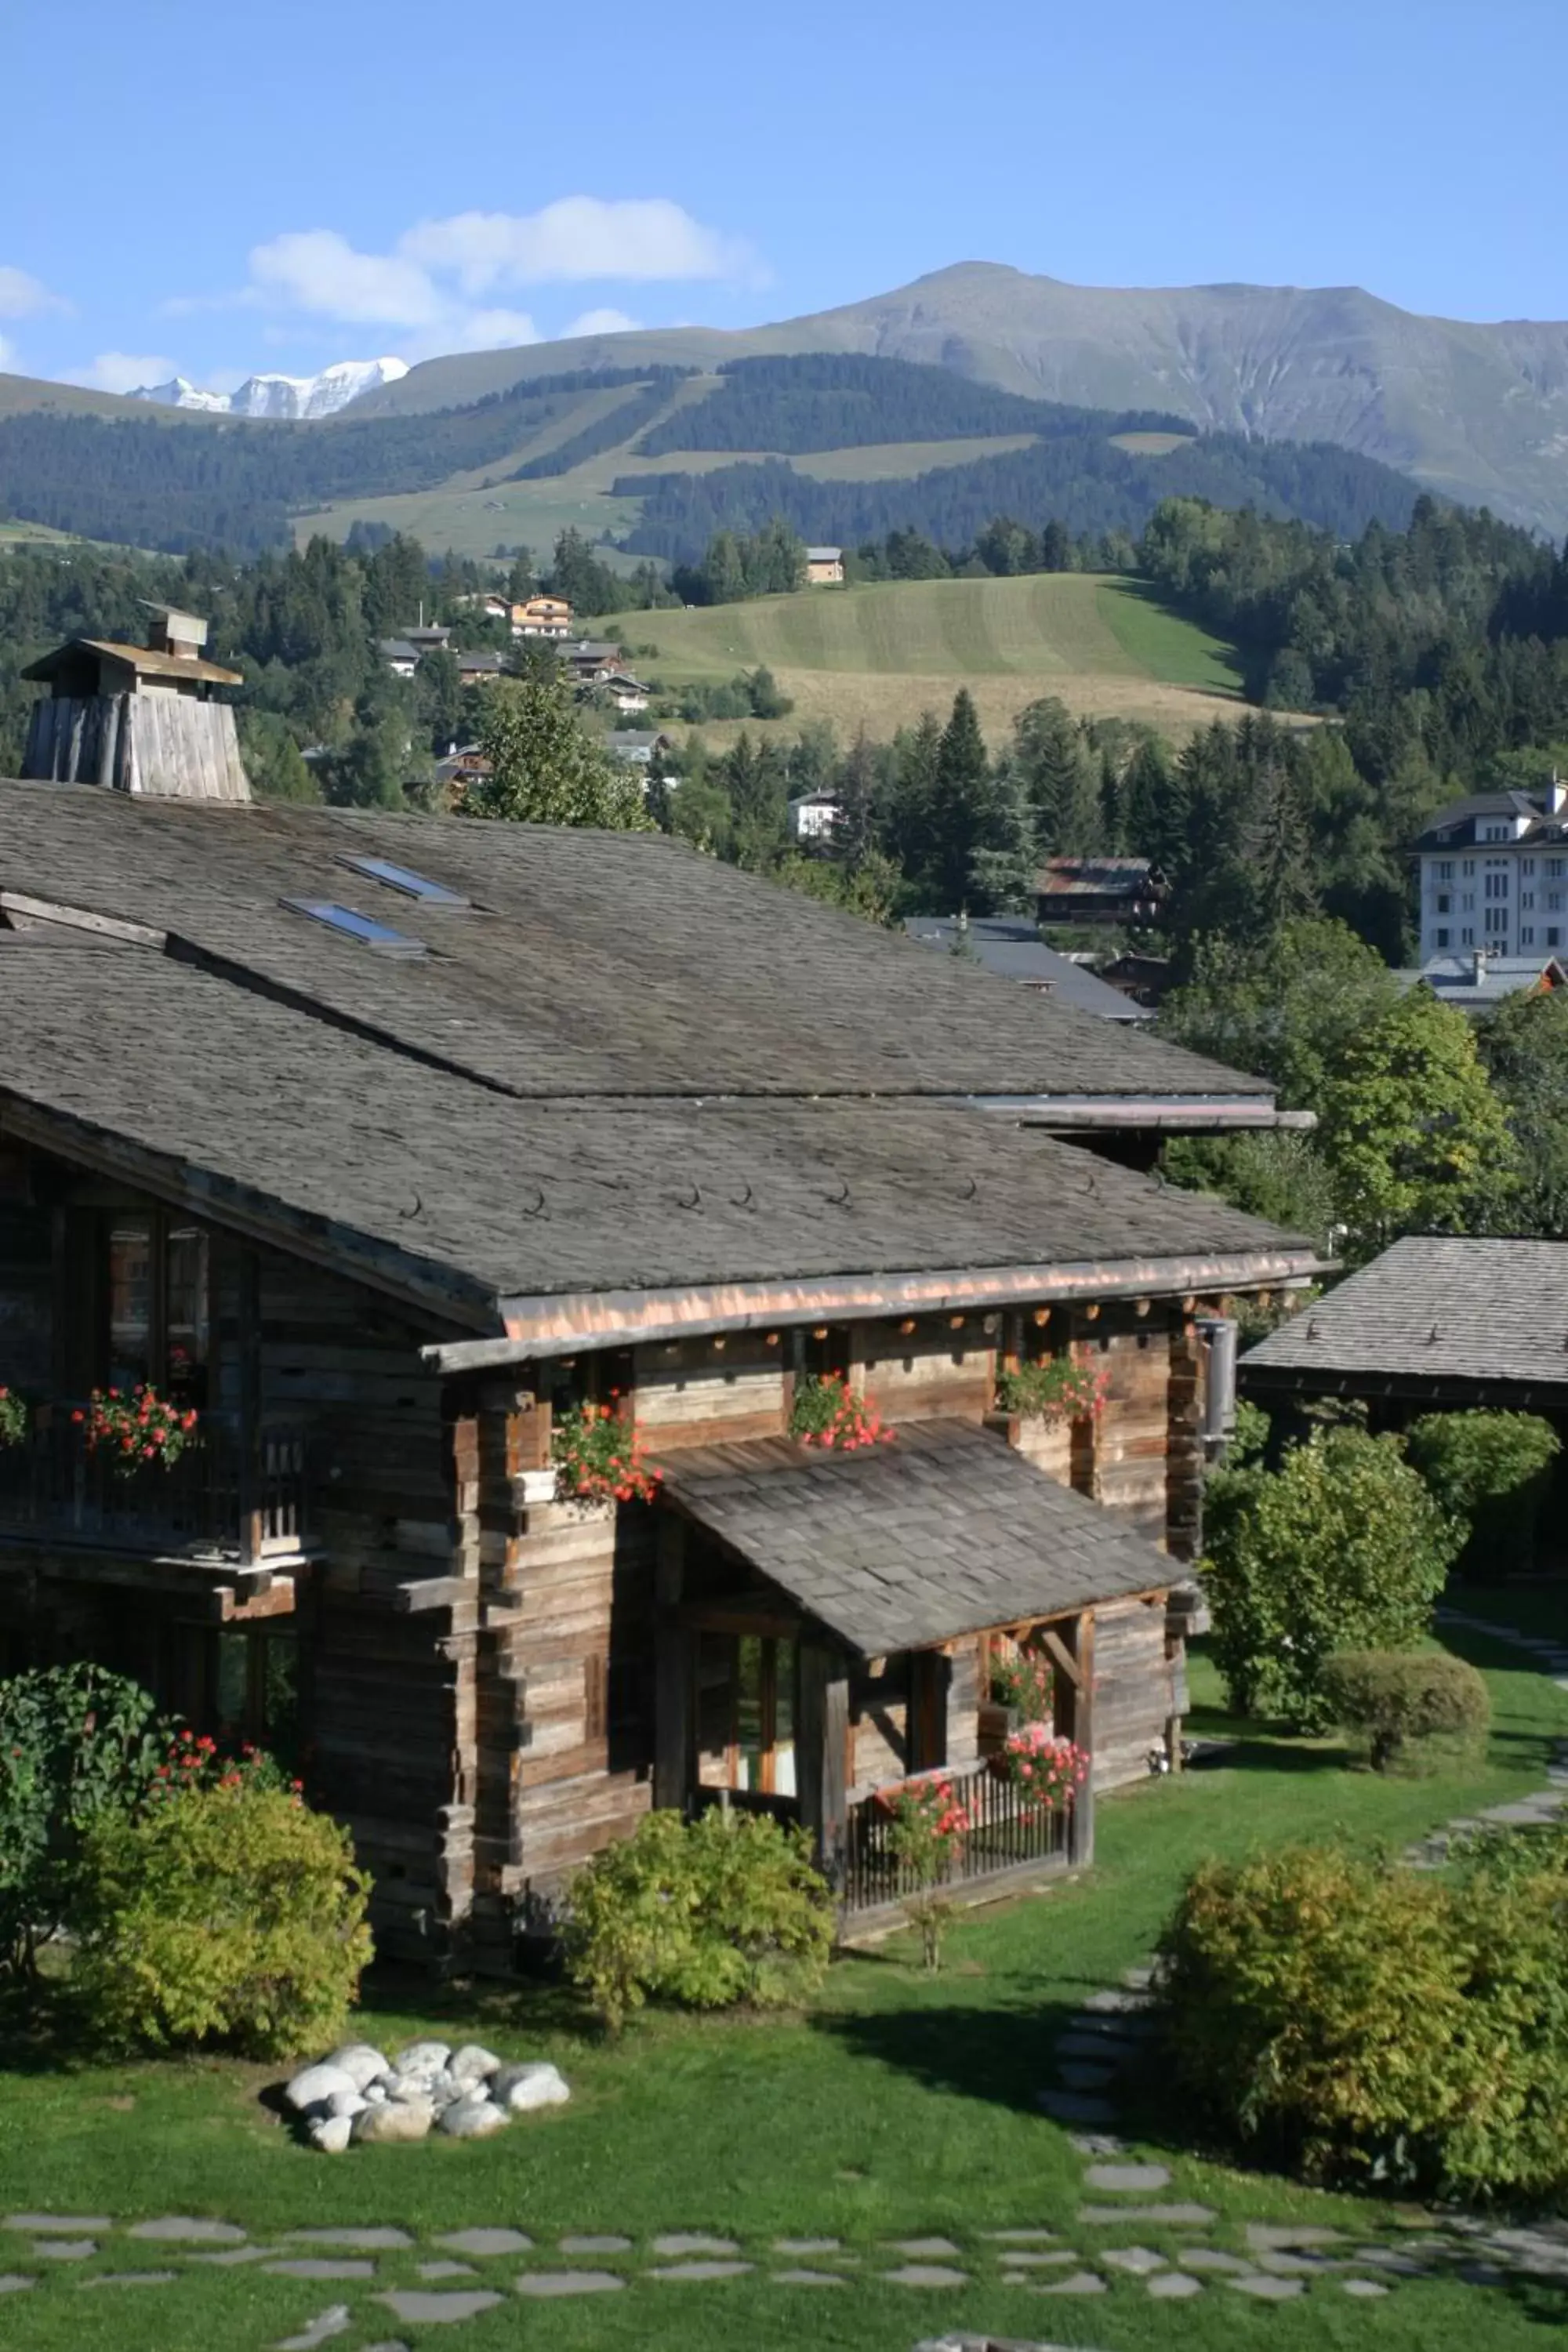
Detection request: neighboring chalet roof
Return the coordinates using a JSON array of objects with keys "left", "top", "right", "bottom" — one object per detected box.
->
[
  {"left": 20, "top": 639, "right": 243, "bottom": 689},
  {"left": 806, "top": 546, "right": 842, "bottom": 561},
  {"left": 379, "top": 637, "right": 421, "bottom": 663},
  {"left": 1396, "top": 953, "right": 1568, "bottom": 1009},
  {"left": 1241, "top": 1237, "right": 1568, "bottom": 1402},
  {"left": 1036, "top": 856, "right": 1156, "bottom": 901},
  {"left": 657, "top": 1419, "right": 1174, "bottom": 1656},
  {"left": 0, "top": 782, "right": 1278, "bottom": 1117},
  {"left": 903, "top": 919, "right": 1153, "bottom": 1022},
  {"left": 0, "top": 935, "right": 1318, "bottom": 1348},
  {"left": 605, "top": 730, "right": 663, "bottom": 753},
  {"left": 1411, "top": 789, "right": 1567, "bottom": 851}
]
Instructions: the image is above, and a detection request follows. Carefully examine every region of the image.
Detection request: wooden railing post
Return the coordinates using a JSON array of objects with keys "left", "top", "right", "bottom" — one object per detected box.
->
[{"left": 236, "top": 1250, "right": 262, "bottom": 1567}]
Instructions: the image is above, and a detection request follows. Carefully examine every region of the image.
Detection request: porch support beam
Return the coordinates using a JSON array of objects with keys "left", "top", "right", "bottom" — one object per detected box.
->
[
  {"left": 653, "top": 1513, "right": 691, "bottom": 1811},
  {"left": 1058, "top": 1610, "right": 1095, "bottom": 1868},
  {"left": 797, "top": 1639, "right": 848, "bottom": 1893}
]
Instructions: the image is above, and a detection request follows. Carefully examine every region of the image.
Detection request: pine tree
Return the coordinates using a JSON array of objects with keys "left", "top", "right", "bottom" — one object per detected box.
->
[{"left": 929, "top": 689, "right": 992, "bottom": 911}]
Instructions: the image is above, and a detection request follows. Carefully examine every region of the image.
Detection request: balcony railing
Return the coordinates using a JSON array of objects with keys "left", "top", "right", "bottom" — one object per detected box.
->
[
  {"left": 0, "top": 1407, "right": 310, "bottom": 1563},
  {"left": 842, "top": 1759, "right": 1072, "bottom": 1918}
]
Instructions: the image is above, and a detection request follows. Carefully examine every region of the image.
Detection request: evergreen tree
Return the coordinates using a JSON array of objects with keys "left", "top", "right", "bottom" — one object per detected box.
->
[
  {"left": 1011, "top": 697, "right": 1100, "bottom": 855},
  {"left": 927, "top": 689, "right": 993, "bottom": 910}
]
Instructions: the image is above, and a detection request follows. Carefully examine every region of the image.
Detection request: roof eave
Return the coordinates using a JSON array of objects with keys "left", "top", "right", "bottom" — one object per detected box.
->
[{"left": 423, "top": 1246, "right": 1330, "bottom": 1370}]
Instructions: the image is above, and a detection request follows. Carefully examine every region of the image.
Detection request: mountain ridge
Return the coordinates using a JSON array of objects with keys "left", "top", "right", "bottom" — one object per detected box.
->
[
  {"left": 133, "top": 356, "right": 409, "bottom": 419},
  {"left": 342, "top": 261, "right": 1568, "bottom": 532}
]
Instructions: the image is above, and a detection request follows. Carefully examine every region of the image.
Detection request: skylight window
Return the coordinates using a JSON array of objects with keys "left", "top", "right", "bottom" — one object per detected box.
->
[
  {"left": 337, "top": 855, "right": 470, "bottom": 907},
  {"left": 281, "top": 898, "right": 426, "bottom": 956}
]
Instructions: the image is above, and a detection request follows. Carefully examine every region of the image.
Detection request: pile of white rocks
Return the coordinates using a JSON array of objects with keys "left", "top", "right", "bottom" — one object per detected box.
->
[{"left": 283, "top": 2038, "right": 570, "bottom": 2154}]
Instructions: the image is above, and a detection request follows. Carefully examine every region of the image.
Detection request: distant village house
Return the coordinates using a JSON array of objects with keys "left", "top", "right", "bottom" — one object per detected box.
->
[{"left": 805, "top": 546, "right": 844, "bottom": 586}]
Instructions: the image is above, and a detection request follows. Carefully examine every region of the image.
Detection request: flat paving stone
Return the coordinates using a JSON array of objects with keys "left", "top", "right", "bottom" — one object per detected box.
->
[
  {"left": 1180, "top": 2249, "right": 1253, "bottom": 2274},
  {"left": 287, "top": 2228, "right": 412, "bottom": 2249},
  {"left": 0, "top": 2276, "right": 36, "bottom": 2293},
  {"left": 516, "top": 2270, "right": 628, "bottom": 2296},
  {"left": 774, "top": 2237, "right": 841, "bottom": 2254},
  {"left": 1102, "top": 2245, "right": 1167, "bottom": 2275},
  {"left": 882, "top": 2264, "right": 971, "bottom": 2287},
  {"left": 1069, "top": 2132, "right": 1126, "bottom": 2156},
  {"left": 1229, "top": 2273, "right": 1305, "bottom": 2299},
  {"left": 1343, "top": 2277, "right": 1392, "bottom": 2297},
  {"left": 5, "top": 2216, "right": 112, "bottom": 2234},
  {"left": 773, "top": 2267, "right": 845, "bottom": 2284},
  {"left": 1351, "top": 2248, "right": 1431, "bottom": 2275},
  {"left": 267, "top": 2259, "right": 377, "bottom": 2280},
  {"left": 1038, "top": 2090, "right": 1119, "bottom": 2125},
  {"left": 649, "top": 2259, "right": 755, "bottom": 2281},
  {"left": 1148, "top": 2271, "right": 1204, "bottom": 2298},
  {"left": 1082, "top": 2163, "right": 1171, "bottom": 2193},
  {"left": 560, "top": 2234, "right": 632, "bottom": 2254},
  {"left": 985, "top": 2229, "right": 1060, "bottom": 2243},
  {"left": 189, "top": 2245, "right": 274, "bottom": 2265},
  {"left": 651, "top": 2233, "right": 740, "bottom": 2256},
  {"left": 418, "top": 2261, "right": 477, "bottom": 2280},
  {"left": 129, "top": 2217, "right": 246, "bottom": 2244},
  {"left": 274, "top": 2313, "right": 352, "bottom": 2352},
  {"left": 1033, "top": 2270, "right": 1107, "bottom": 2295},
  {"left": 1000, "top": 2251, "right": 1079, "bottom": 2269},
  {"left": 377, "top": 2289, "right": 505, "bottom": 2322},
  {"left": 1058, "top": 2063, "right": 1117, "bottom": 2092},
  {"left": 80, "top": 2271, "right": 177, "bottom": 2288},
  {"left": 1083, "top": 1987, "right": 1152, "bottom": 2014},
  {"left": 434, "top": 2228, "right": 532, "bottom": 2257},
  {"left": 1246, "top": 2223, "right": 1344, "bottom": 2249},
  {"left": 1254, "top": 2247, "right": 1345, "bottom": 2274},
  {"left": 1080, "top": 2203, "right": 1215, "bottom": 2227},
  {"left": 31, "top": 2240, "right": 96, "bottom": 2260},
  {"left": 891, "top": 2236, "right": 961, "bottom": 2256}
]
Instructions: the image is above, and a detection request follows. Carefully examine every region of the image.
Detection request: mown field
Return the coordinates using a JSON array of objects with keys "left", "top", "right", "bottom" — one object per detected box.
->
[{"left": 605, "top": 573, "right": 1246, "bottom": 742}]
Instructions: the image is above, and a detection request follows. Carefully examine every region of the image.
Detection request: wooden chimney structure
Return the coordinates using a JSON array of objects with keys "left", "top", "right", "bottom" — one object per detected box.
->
[{"left": 21, "top": 603, "right": 251, "bottom": 801}]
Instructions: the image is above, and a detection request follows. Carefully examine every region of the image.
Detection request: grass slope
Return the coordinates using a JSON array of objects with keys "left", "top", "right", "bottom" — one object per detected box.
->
[
  {"left": 605, "top": 572, "right": 1244, "bottom": 741},
  {"left": 0, "top": 1614, "right": 1563, "bottom": 2350}
]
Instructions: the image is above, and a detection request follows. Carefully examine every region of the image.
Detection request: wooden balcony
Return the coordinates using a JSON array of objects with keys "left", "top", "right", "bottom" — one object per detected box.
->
[
  {"left": 841, "top": 1759, "right": 1073, "bottom": 1923},
  {"left": 0, "top": 1407, "right": 310, "bottom": 1564}
]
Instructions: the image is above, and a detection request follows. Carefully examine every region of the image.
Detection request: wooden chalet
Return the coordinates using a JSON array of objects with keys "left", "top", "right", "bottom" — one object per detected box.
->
[
  {"left": 1036, "top": 857, "right": 1167, "bottom": 928},
  {"left": 0, "top": 776, "right": 1321, "bottom": 1965}
]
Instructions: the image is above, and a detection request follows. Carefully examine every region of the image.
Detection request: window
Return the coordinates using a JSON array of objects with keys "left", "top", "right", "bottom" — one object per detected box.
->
[
  {"left": 1463, "top": 891, "right": 1475, "bottom": 910},
  {"left": 1550, "top": 891, "right": 1565, "bottom": 912},
  {"left": 1461, "top": 927, "right": 1475, "bottom": 946},
  {"left": 1549, "top": 928, "right": 1563, "bottom": 948},
  {"left": 104, "top": 1214, "right": 210, "bottom": 1404},
  {"left": 337, "top": 855, "right": 469, "bottom": 908},
  {"left": 1433, "top": 928, "right": 1450, "bottom": 949},
  {"left": 1523, "top": 891, "right": 1536, "bottom": 910},
  {"left": 1462, "top": 858, "right": 1475, "bottom": 877},
  {"left": 281, "top": 899, "right": 426, "bottom": 956},
  {"left": 696, "top": 1632, "right": 797, "bottom": 1796},
  {"left": 1523, "top": 857, "right": 1537, "bottom": 876},
  {"left": 1436, "top": 859, "right": 1454, "bottom": 882},
  {"left": 1548, "top": 858, "right": 1566, "bottom": 878},
  {"left": 1522, "top": 927, "right": 1536, "bottom": 946},
  {"left": 1486, "top": 904, "right": 1510, "bottom": 937},
  {"left": 1436, "top": 893, "right": 1450, "bottom": 913},
  {"left": 1484, "top": 870, "right": 1510, "bottom": 899}
]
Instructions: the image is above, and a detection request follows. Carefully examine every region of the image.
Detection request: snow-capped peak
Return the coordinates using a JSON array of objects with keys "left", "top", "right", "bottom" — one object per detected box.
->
[{"left": 131, "top": 357, "right": 408, "bottom": 420}]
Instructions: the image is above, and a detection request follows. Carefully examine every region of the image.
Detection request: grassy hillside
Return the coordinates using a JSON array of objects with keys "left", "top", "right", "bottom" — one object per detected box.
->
[{"left": 606, "top": 572, "right": 1245, "bottom": 742}]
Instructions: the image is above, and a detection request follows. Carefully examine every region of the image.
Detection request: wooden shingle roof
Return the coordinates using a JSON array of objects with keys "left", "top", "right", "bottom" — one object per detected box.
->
[
  {"left": 1242, "top": 1237, "right": 1568, "bottom": 1398},
  {"left": 658, "top": 1419, "right": 1174, "bottom": 1654}
]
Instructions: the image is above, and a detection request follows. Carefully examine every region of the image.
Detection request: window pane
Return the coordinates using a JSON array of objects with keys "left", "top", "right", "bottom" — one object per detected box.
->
[
  {"left": 165, "top": 1225, "right": 209, "bottom": 1406},
  {"left": 216, "top": 1631, "right": 249, "bottom": 1734},
  {"left": 107, "top": 1216, "right": 153, "bottom": 1389},
  {"left": 773, "top": 1638, "right": 797, "bottom": 1798},
  {"left": 735, "top": 1635, "right": 764, "bottom": 1793}
]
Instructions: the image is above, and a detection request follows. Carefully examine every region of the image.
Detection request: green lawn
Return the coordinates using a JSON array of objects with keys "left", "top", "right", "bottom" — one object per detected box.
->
[{"left": 2, "top": 1615, "right": 1564, "bottom": 2350}]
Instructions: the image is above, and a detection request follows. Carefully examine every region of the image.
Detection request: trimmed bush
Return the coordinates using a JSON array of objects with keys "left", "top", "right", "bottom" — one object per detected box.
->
[
  {"left": 1157, "top": 1836, "right": 1568, "bottom": 2199},
  {"left": 74, "top": 1777, "right": 372, "bottom": 2057},
  {"left": 564, "top": 1806, "right": 833, "bottom": 2033},
  {"left": 1405, "top": 1410, "right": 1561, "bottom": 1580},
  {"left": 1323, "top": 1650, "right": 1491, "bottom": 1773},
  {"left": 1202, "top": 1425, "right": 1461, "bottom": 1728}
]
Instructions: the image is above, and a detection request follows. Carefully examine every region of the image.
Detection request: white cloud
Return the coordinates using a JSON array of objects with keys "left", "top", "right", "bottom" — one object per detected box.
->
[
  {"left": 561, "top": 307, "right": 642, "bottom": 339},
  {"left": 73, "top": 351, "right": 177, "bottom": 394},
  {"left": 401, "top": 198, "right": 755, "bottom": 292},
  {"left": 0, "top": 264, "right": 68, "bottom": 320},
  {"left": 246, "top": 230, "right": 444, "bottom": 328},
  {"left": 161, "top": 198, "right": 756, "bottom": 365}
]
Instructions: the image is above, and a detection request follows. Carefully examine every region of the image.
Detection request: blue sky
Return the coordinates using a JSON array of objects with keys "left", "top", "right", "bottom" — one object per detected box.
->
[{"left": 3, "top": 0, "right": 1565, "bottom": 393}]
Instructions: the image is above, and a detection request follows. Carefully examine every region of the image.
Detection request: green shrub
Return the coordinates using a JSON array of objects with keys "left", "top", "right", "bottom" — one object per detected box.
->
[
  {"left": 1157, "top": 1837, "right": 1568, "bottom": 2200},
  {"left": 1405, "top": 1410, "right": 1561, "bottom": 1580},
  {"left": 74, "top": 1778, "right": 372, "bottom": 2057},
  {"left": 1323, "top": 1650, "right": 1491, "bottom": 1772},
  {"left": 1202, "top": 1425, "right": 1461, "bottom": 1727},
  {"left": 564, "top": 1806, "right": 833, "bottom": 2033},
  {"left": 0, "top": 1664, "right": 165, "bottom": 1979}
]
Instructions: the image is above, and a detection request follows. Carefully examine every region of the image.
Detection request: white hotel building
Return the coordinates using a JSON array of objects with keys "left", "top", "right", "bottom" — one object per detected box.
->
[{"left": 1414, "top": 779, "right": 1568, "bottom": 964}]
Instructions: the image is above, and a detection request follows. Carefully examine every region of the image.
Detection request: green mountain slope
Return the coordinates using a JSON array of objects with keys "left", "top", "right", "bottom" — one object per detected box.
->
[{"left": 347, "top": 262, "right": 1568, "bottom": 533}]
